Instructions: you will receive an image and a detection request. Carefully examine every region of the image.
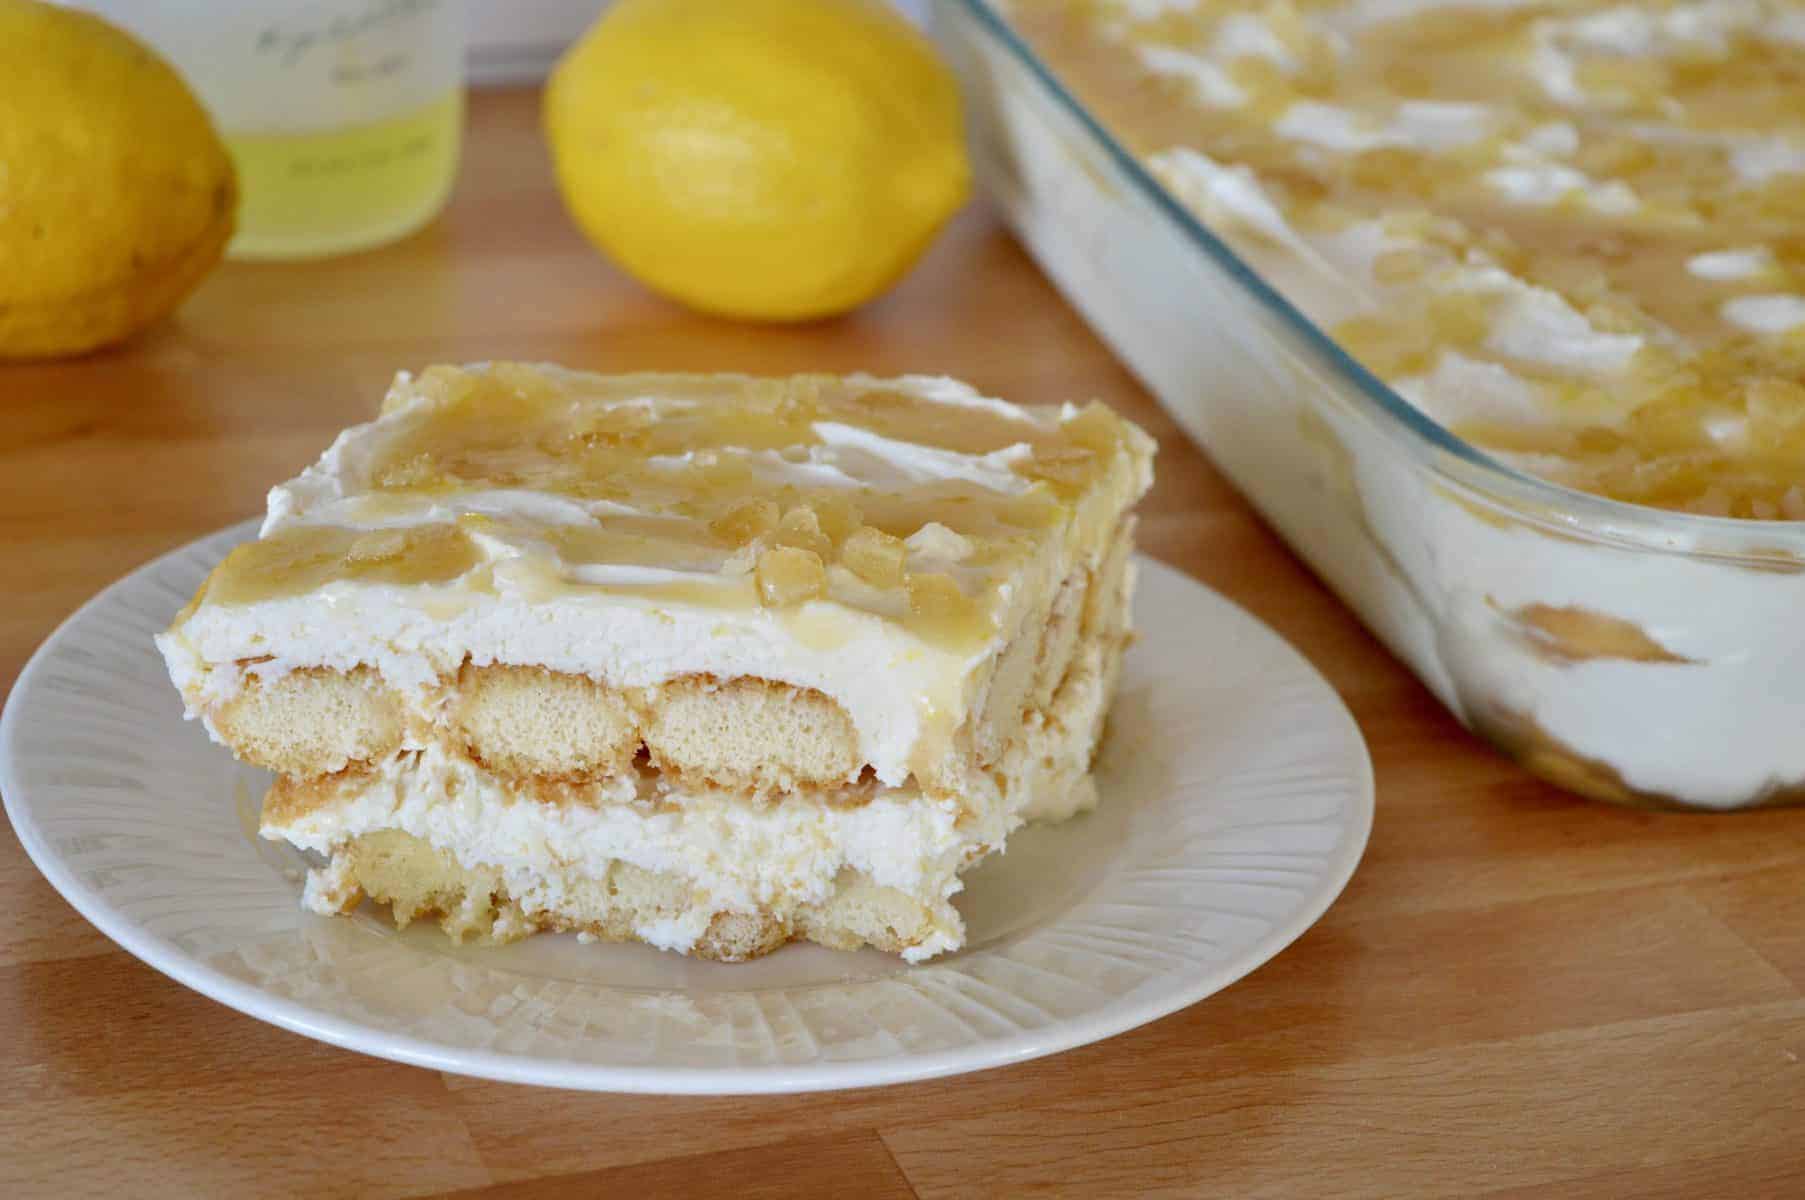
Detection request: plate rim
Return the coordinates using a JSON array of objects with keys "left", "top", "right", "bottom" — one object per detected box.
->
[{"left": 1, "top": 521, "right": 1373, "bottom": 1095}]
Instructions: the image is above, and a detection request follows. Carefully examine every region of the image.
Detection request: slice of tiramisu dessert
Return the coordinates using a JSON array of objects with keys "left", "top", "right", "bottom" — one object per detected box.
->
[{"left": 158, "top": 363, "right": 1154, "bottom": 961}]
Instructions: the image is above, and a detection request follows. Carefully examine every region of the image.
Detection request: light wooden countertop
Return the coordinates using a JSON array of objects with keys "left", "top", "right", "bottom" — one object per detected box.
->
[{"left": 4, "top": 88, "right": 1804, "bottom": 1199}]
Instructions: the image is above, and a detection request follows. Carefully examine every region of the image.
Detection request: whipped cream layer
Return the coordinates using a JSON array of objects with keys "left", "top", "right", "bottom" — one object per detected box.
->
[
  {"left": 272, "top": 744, "right": 976, "bottom": 960},
  {"left": 159, "top": 365, "right": 1154, "bottom": 785},
  {"left": 1017, "top": 0, "right": 1805, "bottom": 518}
]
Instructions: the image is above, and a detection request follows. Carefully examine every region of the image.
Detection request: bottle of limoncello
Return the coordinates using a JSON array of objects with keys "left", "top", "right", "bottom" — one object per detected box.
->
[{"left": 84, "top": 0, "right": 467, "bottom": 260}]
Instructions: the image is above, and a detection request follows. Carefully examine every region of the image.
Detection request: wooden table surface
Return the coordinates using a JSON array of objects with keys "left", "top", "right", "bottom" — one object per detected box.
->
[{"left": 5, "top": 88, "right": 1805, "bottom": 1199}]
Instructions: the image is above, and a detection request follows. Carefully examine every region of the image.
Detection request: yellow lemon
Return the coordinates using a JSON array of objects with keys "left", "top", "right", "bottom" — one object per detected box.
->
[
  {"left": 544, "top": 0, "right": 971, "bottom": 322},
  {"left": 0, "top": 0, "right": 235, "bottom": 360}
]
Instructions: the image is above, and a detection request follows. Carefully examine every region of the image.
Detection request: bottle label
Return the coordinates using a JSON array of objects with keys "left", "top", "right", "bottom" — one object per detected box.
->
[{"left": 82, "top": 0, "right": 466, "bottom": 131}]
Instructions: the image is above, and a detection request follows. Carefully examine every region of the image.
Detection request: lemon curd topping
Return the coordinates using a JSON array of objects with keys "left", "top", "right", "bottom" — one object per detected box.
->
[
  {"left": 201, "top": 524, "right": 484, "bottom": 608},
  {"left": 195, "top": 364, "right": 1151, "bottom": 658},
  {"left": 1015, "top": 0, "right": 1805, "bottom": 517}
]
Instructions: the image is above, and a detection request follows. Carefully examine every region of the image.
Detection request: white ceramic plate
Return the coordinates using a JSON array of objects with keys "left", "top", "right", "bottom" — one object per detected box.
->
[{"left": 2, "top": 523, "right": 1371, "bottom": 1094}]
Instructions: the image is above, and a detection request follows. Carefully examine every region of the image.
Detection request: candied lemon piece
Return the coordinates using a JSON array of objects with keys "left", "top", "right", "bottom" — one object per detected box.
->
[
  {"left": 841, "top": 525, "right": 906, "bottom": 586},
  {"left": 903, "top": 570, "right": 992, "bottom": 648},
  {"left": 373, "top": 453, "right": 447, "bottom": 491},
  {"left": 346, "top": 529, "right": 411, "bottom": 563},
  {"left": 1016, "top": 445, "right": 1098, "bottom": 491},
  {"left": 808, "top": 493, "right": 865, "bottom": 543},
  {"left": 756, "top": 545, "right": 827, "bottom": 607},
  {"left": 774, "top": 506, "right": 834, "bottom": 559},
  {"left": 710, "top": 498, "right": 780, "bottom": 545}
]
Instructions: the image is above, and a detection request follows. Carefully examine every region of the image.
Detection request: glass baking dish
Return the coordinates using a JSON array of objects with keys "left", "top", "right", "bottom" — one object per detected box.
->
[{"left": 934, "top": 0, "right": 1805, "bottom": 811}]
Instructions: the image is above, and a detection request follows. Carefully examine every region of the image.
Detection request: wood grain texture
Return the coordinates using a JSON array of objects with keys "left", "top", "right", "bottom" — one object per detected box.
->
[
  {"left": 3, "top": 88, "right": 1804, "bottom": 1199},
  {"left": 433, "top": 1132, "right": 918, "bottom": 1200}
]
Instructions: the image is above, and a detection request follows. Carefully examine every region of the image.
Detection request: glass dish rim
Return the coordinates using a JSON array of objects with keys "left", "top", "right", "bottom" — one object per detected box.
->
[{"left": 945, "top": 0, "right": 1805, "bottom": 550}]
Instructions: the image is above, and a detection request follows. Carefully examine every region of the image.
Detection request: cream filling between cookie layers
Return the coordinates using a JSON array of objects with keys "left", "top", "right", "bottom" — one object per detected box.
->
[{"left": 265, "top": 605, "right": 1124, "bottom": 962}]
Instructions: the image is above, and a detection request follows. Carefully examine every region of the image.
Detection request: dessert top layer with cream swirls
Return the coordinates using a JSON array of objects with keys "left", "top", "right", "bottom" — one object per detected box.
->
[
  {"left": 159, "top": 363, "right": 1154, "bottom": 785},
  {"left": 1012, "top": 0, "right": 1805, "bottom": 517}
]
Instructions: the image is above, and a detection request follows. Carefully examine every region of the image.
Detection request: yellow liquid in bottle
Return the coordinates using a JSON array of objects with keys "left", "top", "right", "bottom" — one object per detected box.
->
[{"left": 224, "top": 91, "right": 463, "bottom": 260}]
